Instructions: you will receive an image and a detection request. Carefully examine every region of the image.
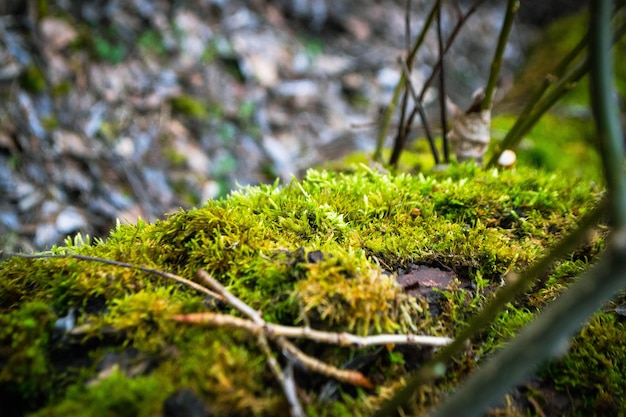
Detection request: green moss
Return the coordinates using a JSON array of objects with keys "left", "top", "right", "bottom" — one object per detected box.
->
[
  {"left": 20, "top": 65, "right": 47, "bottom": 93},
  {"left": 0, "top": 164, "right": 615, "bottom": 415},
  {"left": 0, "top": 301, "right": 55, "bottom": 398},
  {"left": 29, "top": 370, "right": 171, "bottom": 417},
  {"left": 93, "top": 34, "right": 126, "bottom": 64},
  {"left": 41, "top": 116, "right": 59, "bottom": 130},
  {"left": 543, "top": 313, "right": 626, "bottom": 416},
  {"left": 170, "top": 95, "right": 214, "bottom": 119},
  {"left": 137, "top": 30, "right": 166, "bottom": 57},
  {"left": 51, "top": 81, "right": 72, "bottom": 97}
]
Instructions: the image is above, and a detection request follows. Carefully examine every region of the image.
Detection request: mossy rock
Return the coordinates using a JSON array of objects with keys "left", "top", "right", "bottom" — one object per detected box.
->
[{"left": 1, "top": 164, "right": 621, "bottom": 416}]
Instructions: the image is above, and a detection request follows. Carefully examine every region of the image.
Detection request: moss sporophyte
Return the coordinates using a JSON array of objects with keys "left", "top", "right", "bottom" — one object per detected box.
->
[{"left": 0, "top": 163, "right": 617, "bottom": 416}]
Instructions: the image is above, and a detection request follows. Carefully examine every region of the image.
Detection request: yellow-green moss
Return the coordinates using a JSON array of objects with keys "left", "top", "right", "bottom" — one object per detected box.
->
[
  {"left": 20, "top": 65, "right": 47, "bottom": 93},
  {"left": 0, "top": 163, "right": 617, "bottom": 416},
  {"left": 170, "top": 95, "right": 223, "bottom": 120},
  {"left": 543, "top": 312, "right": 626, "bottom": 416}
]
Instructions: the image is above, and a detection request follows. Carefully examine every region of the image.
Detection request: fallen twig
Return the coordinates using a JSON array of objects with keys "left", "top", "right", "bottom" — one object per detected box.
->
[
  {"left": 256, "top": 332, "right": 305, "bottom": 417},
  {"left": 9, "top": 252, "right": 224, "bottom": 301},
  {"left": 172, "top": 311, "right": 453, "bottom": 348}
]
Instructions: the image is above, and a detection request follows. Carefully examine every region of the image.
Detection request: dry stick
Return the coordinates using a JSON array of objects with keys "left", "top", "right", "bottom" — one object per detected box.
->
[
  {"left": 389, "top": 0, "right": 441, "bottom": 167},
  {"left": 13, "top": 253, "right": 307, "bottom": 410},
  {"left": 389, "top": 0, "right": 487, "bottom": 167},
  {"left": 374, "top": 1, "right": 438, "bottom": 162},
  {"left": 390, "top": 0, "right": 442, "bottom": 167},
  {"left": 185, "top": 269, "right": 305, "bottom": 417},
  {"left": 172, "top": 311, "right": 453, "bottom": 348},
  {"left": 436, "top": 2, "right": 449, "bottom": 162},
  {"left": 418, "top": 0, "right": 486, "bottom": 102},
  {"left": 481, "top": 0, "right": 519, "bottom": 111},
  {"left": 393, "top": 57, "right": 439, "bottom": 166},
  {"left": 10, "top": 252, "right": 223, "bottom": 300},
  {"left": 195, "top": 269, "right": 376, "bottom": 389},
  {"left": 405, "top": 0, "right": 412, "bottom": 53},
  {"left": 256, "top": 332, "right": 305, "bottom": 417},
  {"left": 279, "top": 337, "right": 374, "bottom": 389}
]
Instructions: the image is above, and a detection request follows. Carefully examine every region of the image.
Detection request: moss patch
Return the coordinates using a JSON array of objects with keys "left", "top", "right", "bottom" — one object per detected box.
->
[{"left": 0, "top": 164, "right": 619, "bottom": 416}]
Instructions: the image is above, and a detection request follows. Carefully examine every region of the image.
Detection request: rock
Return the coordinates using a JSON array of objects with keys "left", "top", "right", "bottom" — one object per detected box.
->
[
  {"left": 34, "top": 223, "right": 60, "bottom": 248},
  {"left": 164, "top": 389, "right": 211, "bottom": 417},
  {"left": 55, "top": 207, "right": 87, "bottom": 234},
  {"left": 39, "top": 17, "right": 78, "bottom": 51}
]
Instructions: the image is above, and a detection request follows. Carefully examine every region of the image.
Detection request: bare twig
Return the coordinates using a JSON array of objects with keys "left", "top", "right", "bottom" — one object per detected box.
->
[
  {"left": 172, "top": 311, "right": 453, "bottom": 348},
  {"left": 10, "top": 252, "right": 447, "bottom": 402},
  {"left": 481, "top": 0, "right": 519, "bottom": 111},
  {"left": 436, "top": 2, "right": 450, "bottom": 162},
  {"left": 391, "top": 57, "right": 439, "bottom": 165},
  {"left": 280, "top": 337, "right": 375, "bottom": 389},
  {"left": 405, "top": 0, "right": 412, "bottom": 53},
  {"left": 387, "top": 0, "right": 487, "bottom": 167},
  {"left": 10, "top": 252, "right": 223, "bottom": 300},
  {"left": 256, "top": 333, "right": 305, "bottom": 417},
  {"left": 196, "top": 269, "right": 261, "bottom": 323},
  {"left": 374, "top": 1, "right": 439, "bottom": 162},
  {"left": 418, "top": 0, "right": 487, "bottom": 102}
]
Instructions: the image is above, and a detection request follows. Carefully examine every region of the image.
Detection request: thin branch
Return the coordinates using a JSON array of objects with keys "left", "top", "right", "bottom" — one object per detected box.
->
[
  {"left": 390, "top": 57, "right": 439, "bottom": 166},
  {"left": 589, "top": 0, "right": 626, "bottom": 226},
  {"left": 9, "top": 252, "right": 223, "bottom": 301},
  {"left": 196, "top": 268, "right": 262, "bottom": 324},
  {"left": 436, "top": 2, "right": 450, "bottom": 162},
  {"left": 481, "top": 0, "right": 520, "bottom": 111},
  {"left": 280, "top": 337, "right": 375, "bottom": 389},
  {"left": 405, "top": 0, "right": 412, "bottom": 53},
  {"left": 172, "top": 311, "right": 453, "bottom": 348},
  {"left": 418, "top": 0, "right": 487, "bottom": 102},
  {"left": 12, "top": 252, "right": 375, "bottom": 404},
  {"left": 387, "top": 0, "right": 487, "bottom": 166},
  {"left": 256, "top": 333, "right": 305, "bottom": 417},
  {"left": 374, "top": 1, "right": 439, "bottom": 161}
]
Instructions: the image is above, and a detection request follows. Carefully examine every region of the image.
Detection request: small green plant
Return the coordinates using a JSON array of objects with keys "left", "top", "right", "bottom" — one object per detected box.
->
[
  {"left": 169, "top": 95, "right": 209, "bottom": 119},
  {"left": 137, "top": 30, "right": 166, "bottom": 57},
  {"left": 93, "top": 35, "right": 126, "bottom": 64},
  {"left": 20, "top": 65, "right": 46, "bottom": 93}
]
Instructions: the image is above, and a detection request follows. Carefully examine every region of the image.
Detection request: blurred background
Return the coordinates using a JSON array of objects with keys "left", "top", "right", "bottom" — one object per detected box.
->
[{"left": 0, "top": 0, "right": 588, "bottom": 251}]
